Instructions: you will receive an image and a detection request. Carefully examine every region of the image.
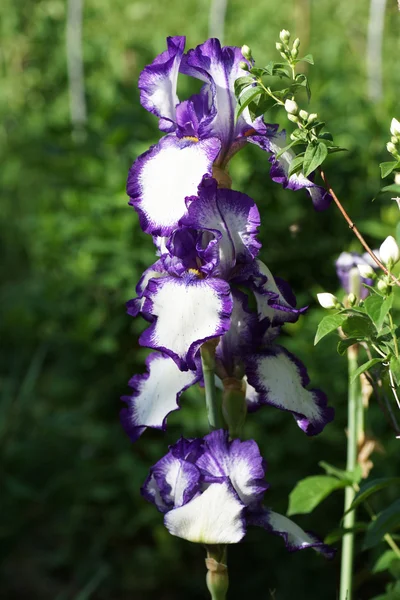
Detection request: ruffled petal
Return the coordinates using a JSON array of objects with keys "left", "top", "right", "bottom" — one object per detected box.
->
[
  {"left": 127, "top": 135, "right": 221, "bottom": 236},
  {"left": 181, "top": 178, "right": 261, "bottom": 278},
  {"left": 248, "top": 509, "right": 335, "bottom": 558},
  {"left": 248, "top": 132, "right": 332, "bottom": 211},
  {"left": 245, "top": 346, "right": 334, "bottom": 435},
  {"left": 138, "top": 36, "right": 185, "bottom": 132},
  {"left": 164, "top": 481, "right": 246, "bottom": 544},
  {"left": 126, "top": 260, "right": 166, "bottom": 319},
  {"left": 139, "top": 276, "right": 233, "bottom": 370},
  {"left": 196, "top": 430, "right": 268, "bottom": 508},
  {"left": 120, "top": 353, "right": 200, "bottom": 442}
]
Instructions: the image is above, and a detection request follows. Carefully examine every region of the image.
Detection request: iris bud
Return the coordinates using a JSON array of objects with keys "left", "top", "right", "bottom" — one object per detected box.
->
[
  {"left": 390, "top": 118, "right": 400, "bottom": 137},
  {"left": 380, "top": 236, "right": 400, "bottom": 267},
  {"left": 317, "top": 292, "right": 339, "bottom": 309},
  {"left": 285, "top": 99, "right": 299, "bottom": 115}
]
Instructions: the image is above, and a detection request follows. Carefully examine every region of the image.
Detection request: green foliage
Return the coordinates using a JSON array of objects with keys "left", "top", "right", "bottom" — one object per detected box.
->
[
  {"left": 314, "top": 314, "right": 347, "bottom": 344},
  {"left": 346, "top": 478, "right": 400, "bottom": 514},
  {"left": 287, "top": 475, "right": 346, "bottom": 516},
  {"left": 363, "top": 500, "right": 400, "bottom": 550}
]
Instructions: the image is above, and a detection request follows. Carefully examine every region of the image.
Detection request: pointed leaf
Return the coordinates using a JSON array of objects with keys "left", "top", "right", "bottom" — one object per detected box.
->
[
  {"left": 303, "top": 142, "right": 328, "bottom": 177},
  {"left": 351, "top": 358, "right": 384, "bottom": 382},
  {"left": 235, "top": 86, "right": 262, "bottom": 120},
  {"left": 373, "top": 550, "right": 400, "bottom": 574},
  {"left": 363, "top": 499, "right": 400, "bottom": 550},
  {"left": 314, "top": 313, "right": 348, "bottom": 345},
  {"left": 346, "top": 478, "right": 400, "bottom": 515},
  {"left": 389, "top": 356, "right": 400, "bottom": 386},
  {"left": 287, "top": 475, "right": 346, "bottom": 516},
  {"left": 380, "top": 161, "right": 398, "bottom": 178},
  {"left": 337, "top": 338, "right": 358, "bottom": 355},
  {"left": 319, "top": 461, "right": 362, "bottom": 484}
]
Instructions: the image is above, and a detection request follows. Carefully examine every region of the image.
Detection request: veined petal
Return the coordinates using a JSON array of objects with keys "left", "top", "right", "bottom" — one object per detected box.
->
[
  {"left": 164, "top": 481, "right": 246, "bottom": 544},
  {"left": 139, "top": 36, "right": 185, "bottom": 132},
  {"left": 127, "top": 135, "right": 221, "bottom": 236},
  {"left": 126, "top": 260, "right": 166, "bottom": 319},
  {"left": 153, "top": 454, "right": 201, "bottom": 509},
  {"left": 248, "top": 132, "right": 332, "bottom": 211},
  {"left": 181, "top": 178, "right": 261, "bottom": 277},
  {"left": 140, "top": 276, "right": 232, "bottom": 370},
  {"left": 245, "top": 346, "right": 334, "bottom": 435},
  {"left": 120, "top": 353, "right": 200, "bottom": 442},
  {"left": 196, "top": 430, "right": 268, "bottom": 508},
  {"left": 249, "top": 509, "right": 335, "bottom": 558}
]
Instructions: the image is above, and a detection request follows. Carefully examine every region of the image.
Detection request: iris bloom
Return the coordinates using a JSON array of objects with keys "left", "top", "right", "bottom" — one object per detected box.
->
[
  {"left": 121, "top": 179, "right": 334, "bottom": 441},
  {"left": 127, "top": 36, "right": 331, "bottom": 237},
  {"left": 142, "top": 429, "right": 334, "bottom": 556}
]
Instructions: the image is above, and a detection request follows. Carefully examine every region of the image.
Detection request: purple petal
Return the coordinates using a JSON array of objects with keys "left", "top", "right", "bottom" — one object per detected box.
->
[
  {"left": 127, "top": 134, "right": 221, "bottom": 236},
  {"left": 181, "top": 177, "right": 261, "bottom": 277},
  {"left": 196, "top": 429, "right": 269, "bottom": 508},
  {"left": 126, "top": 259, "right": 166, "bottom": 319},
  {"left": 138, "top": 36, "right": 185, "bottom": 132},
  {"left": 245, "top": 346, "right": 334, "bottom": 435},
  {"left": 248, "top": 132, "right": 332, "bottom": 211},
  {"left": 248, "top": 509, "right": 335, "bottom": 558},
  {"left": 335, "top": 251, "right": 378, "bottom": 298},
  {"left": 139, "top": 276, "right": 233, "bottom": 371},
  {"left": 120, "top": 352, "right": 200, "bottom": 442},
  {"left": 164, "top": 481, "right": 246, "bottom": 544}
]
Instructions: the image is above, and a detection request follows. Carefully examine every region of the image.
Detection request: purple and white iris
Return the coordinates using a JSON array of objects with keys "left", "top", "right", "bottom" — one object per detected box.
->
[
  {"left": 121, "top": 178, "right": 334, "bottom": 442},
  {"left": 126, "top": 36, "right": 331, "bottom": 237},
  {"left": 142, "top": 429, "right": 334, "bottom": 555}
]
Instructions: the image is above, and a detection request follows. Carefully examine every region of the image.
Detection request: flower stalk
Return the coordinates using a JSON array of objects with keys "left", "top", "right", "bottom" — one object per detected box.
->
[{"left": 206, "top": 546, "right": 229, "bottom": 600}]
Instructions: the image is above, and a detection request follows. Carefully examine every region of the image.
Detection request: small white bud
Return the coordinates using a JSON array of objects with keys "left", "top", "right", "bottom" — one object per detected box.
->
[
  {"left": 391, "top": 136, "right": 399, "bottom": 144},
  {"left": 317, "top": 292, "right": 339, "bottom": 309},
  {"left": 293, "top": 38, "right": 300, "bottom": 49},
  {"left": 387, "top": 142, "right": 397, "bottom": 155},
  {"left": 299, "top": 109, "right": 308, "bottom": 121},
  {"left": 357, "top": 264, "right": 375, "bottom": 279},
  {"left": 241, "top": 45, "right": 252, "bottom": 60},
  {"left": 308, "top": 113, "right": 318, "bottom": 123},
  {"left": 280, "top": 52, "right": 288, "bottom": 60},
  {"left": 275, "top": 42, "right": 284, "bottom": 52},
  {"left": 287, "top": 113, "right": 299, "bottom": 123},
  {"left": 390, "top": 118, "right": 400, "bottom": 137},
  {"left": 291, "top": 48, "right": 299, "bottom": 58},
  {"left": 395, "top": 173, "right": 400, "bottom": 185},
  {"left": 380, "top": 235, "right": 400, "bottom": 267},
  {"left": 279, "top": 29, "right": 291, "bottom": 43},
  {"left": 377, "top": 279, "right": 389, "bottom": 294},
  {"left": 239, "top": 61, "right": 249, "bottom": 71},
  {"left": 348, "top": 293, "right": 357, "bottom": 307},
  {"left": 285, "top": 99, "right": 299, "bottom": 115}
]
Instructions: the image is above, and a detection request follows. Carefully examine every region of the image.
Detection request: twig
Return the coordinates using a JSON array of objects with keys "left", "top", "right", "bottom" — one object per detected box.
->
[{"left": 319, "top": 169, "right": 400, "bottom": 287}]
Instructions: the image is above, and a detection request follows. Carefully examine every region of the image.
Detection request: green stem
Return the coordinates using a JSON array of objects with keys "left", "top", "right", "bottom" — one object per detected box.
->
[
  {"left": 339, "top": 345, "right": 361, "bottom": 600},
  {"left": 388, "top": 311, "right": 399, "bottom": 358},
  {"left": 200, "top": 344, "right": 223, "bottom": 430}
]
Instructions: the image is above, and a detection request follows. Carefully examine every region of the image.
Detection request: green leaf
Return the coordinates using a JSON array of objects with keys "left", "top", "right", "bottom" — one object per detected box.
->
[
  {"left": 380, "top": 161, "right": 398, "bottom": 178},
  {"left": 235, "top": 86, "right": 262, "bottom": 120},
  {"left": 341, "top": 314, "right": 376, "bottom": 339},
  {"left": 337, "top": 338, "right": 358, "bottom": 355},
  {"left": 319, "top": 461, "right": 361, "bottom": 484},
  {"left": 324, "top": 522, "right": 367, "bottom": 544},
  {"left": 351, "top": 358, "right": 384, "bottom": 382},
  {"left": 299, "top": 53, "right": 314, "bottom": 65},
  {"left": 234, "top": 76, "right": 255, "bottom": 96},
  {"left": 381, "top": 184, "right": 400, "bottom": 194},
  {"left": 303, "top": 142, "right": 328, "bottom": 177},
  {"left": 288, "top": 154, "right": 305, "bottom": 177},
  {"left": 294, "top": 73, "right": 311, "bottom": 100},
  {"left": 363, "top": 499, "right": 400, "bottom": 550},
  {"left": 314, "top": 313, "right": 347, "bottom": 345},
  {"left": 364, "top": 294, "right": 384, "bottom": 328},
  {"left": 346, "top": 477, "right": 400, "bottom": 515},
  {"left": 287, "top": 475, "right": 346, "bottom": 516},
  {"left": 275, "top": 140, "right": 304, "bottom": 159},
  {"left": 389, "top": 356, "right": 400, "bottom": 386},
  {"left": 373, "top": 550, "right": 400, "bottom": 574}
]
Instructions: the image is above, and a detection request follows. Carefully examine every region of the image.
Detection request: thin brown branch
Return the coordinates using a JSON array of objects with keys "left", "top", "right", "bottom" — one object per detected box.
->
[{"left": 319, "top": 169, "right": 400, "bottom": 287}]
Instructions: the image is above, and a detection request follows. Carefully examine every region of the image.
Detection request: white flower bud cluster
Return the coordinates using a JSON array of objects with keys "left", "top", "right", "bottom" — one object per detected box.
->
[{"left": 387, "top": 118, "right": 400, "bottom": 159}]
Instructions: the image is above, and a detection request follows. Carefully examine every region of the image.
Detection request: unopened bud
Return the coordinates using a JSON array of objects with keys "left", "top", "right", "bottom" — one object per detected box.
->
[
  {"left": 285, "top": 99, "right": 299, "bottom": 115},
  {"left": 239, "top": 61, "right": 249, "bottom": 71},
  {"left": 377, "top": 279, "right": 389, "bottom": 294},
  {"left": 308, "top": 113, "right": 318, "bottom": 123},
  {"left": 299, "top": 109, "right": 308, "bottom": 121},
  {"left": 276, "top": 42, "right": 284, "bottom": 52},
  {"left": 293, "top": 38, "right": 300, "bottom": 49},
  {"left": 391, "top": 136, "right": 398, "bottom": 145},
  {"left": 348, "top": 293, "right": 357, "bottom": 306},
  {"left": 317, "top": 292, "right": 339, "bottom": 309},
  {"left": 280, "top": 52, "right": 288, "bottom": 60},
  {"left": 241, "top": 45, "right": 252, "bottom": 61},
  {"left": 357, "top": 264, "right": 375, "bottom": 279},
  {"left": 380, "top": 235, "right": 400, "bottom": 267},
  {"left": 395, "top": 173, "right": 400, "bottom": 185},
  {"left": 291, "top": 48, "right": 299, "bottom": 59},
  {"left": 279, "top": 29, "right": 291, "bottom": 43},
  {"left": 287, "top": 113, "right": 299, "bottom": 123},
  {"left": 387, "top": 142, "right": 397, "bottom": 155},
  {"left": 390, "top": 118, "right": 400, "bottom": 137}
]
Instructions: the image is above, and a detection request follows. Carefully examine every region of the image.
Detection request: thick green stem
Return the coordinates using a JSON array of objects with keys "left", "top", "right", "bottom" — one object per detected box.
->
[
  {"left": 206, "top": 546, "right": 228, "bottom": 600},
  {"left": 339, "top": 345, "right": 361, "bottom": 600},
  {"left": 200, "top": 343, "right": 223, "bottom": 430}
]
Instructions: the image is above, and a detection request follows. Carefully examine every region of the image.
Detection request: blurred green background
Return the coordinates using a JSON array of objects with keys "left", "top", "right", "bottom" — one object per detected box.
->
[{"left": 1, "top": 0, "right": 400, "bottom": 598}]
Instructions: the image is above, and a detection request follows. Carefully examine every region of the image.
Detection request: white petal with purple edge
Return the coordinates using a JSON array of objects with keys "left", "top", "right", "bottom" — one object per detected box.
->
[
  {"left": 253, "top": 260, "right": 300, "bottom": 326},
  {"left": 127, "top": 135, "right": 221, "bottom": 235},
  {"left": 153, "top": 453, "right": 200, "bottom": 508},
  {"left": 140, "top": 276, "right": 232, "bottom": 370},
  {"left": 250, "top": 510, "right": 334, "bottom": 557},
  {"left": 164, "top": 481, "right": 245, "bottom": 544},
  {"left": 246, "top": 347, "right": 334, "bottom": 435},
  {"left": 120, "top": 353, "right": 199, "bottom": 441}
]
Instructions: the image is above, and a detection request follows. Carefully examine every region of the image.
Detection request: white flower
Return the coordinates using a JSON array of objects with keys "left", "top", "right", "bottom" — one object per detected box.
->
[
  {"left": 390, "top": 118, "right": 400, "bottom": 137},
  {"left": 284, "top": 99, "right": 298, "bottom": 115},
  {"left": 317, "top": 293, "right": 338, "bottom": 309},
  {"left": 380, "top": 236, "right": 400, "bottom": 267},
  {"left": 357, "top": 264, "right": 375, "bottom": 278}
]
